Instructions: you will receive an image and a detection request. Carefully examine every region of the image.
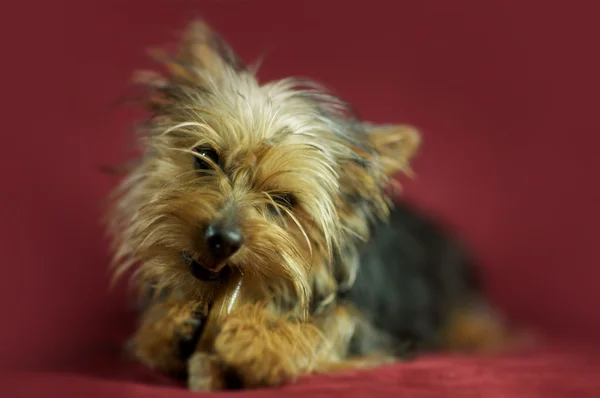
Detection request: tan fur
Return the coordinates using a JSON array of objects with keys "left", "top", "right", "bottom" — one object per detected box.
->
[
  {"left": 108, "top": 19, "right": 420, "bottom": 389},
  {"left": 192, "top": 301, "right": 394, "bottom": 390},
  {"left": 127, "top": 296, "right": 206, "bottom": 375},
  {"left": 442, "top": 297, "right": 511, "bottom": 354}
]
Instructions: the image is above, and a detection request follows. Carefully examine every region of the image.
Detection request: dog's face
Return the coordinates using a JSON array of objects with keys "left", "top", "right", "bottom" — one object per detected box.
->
[{"left": 109, "top": 21, "right": 419, "bottom": 311}]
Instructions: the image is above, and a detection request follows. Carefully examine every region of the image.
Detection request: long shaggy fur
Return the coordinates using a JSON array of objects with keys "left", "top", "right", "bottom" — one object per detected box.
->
[
  {"left": 108, "top": 19, "right": 506, "bottom": 390},
  {"left": 108, "top": 21, "right": 417, "bottom": 310}
]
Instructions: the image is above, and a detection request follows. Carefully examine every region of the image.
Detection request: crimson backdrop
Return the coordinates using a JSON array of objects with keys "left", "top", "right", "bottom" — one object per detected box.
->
[{"left": 2, "top": 0, "right": 600, "bottom": 396}]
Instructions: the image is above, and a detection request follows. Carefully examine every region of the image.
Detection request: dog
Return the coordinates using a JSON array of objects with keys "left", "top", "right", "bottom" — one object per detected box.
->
[{"left": 107, "top": 20, "right": 509, "bottom": 390}]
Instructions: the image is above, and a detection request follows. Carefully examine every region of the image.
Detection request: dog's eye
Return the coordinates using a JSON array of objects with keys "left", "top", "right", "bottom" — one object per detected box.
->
[
  {"left": 194, "top": 147, "right": 220, "bottom": 170},
  {"left": 268, "top": 193, "right": 297, "bottom": 215}
]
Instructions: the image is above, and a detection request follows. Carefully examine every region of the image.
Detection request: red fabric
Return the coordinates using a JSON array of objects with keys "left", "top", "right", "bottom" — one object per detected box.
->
[
  {"left": 4, "top": 345, "right": 600, "bottom": 397},
  {"left": 2, "top": 0, "right": 600, "bottom": 396}
]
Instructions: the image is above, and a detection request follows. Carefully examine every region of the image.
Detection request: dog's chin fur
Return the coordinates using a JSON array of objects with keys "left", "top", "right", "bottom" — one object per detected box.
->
[{"left": 108, "top": 19, "right": 507, "bottom": 390}]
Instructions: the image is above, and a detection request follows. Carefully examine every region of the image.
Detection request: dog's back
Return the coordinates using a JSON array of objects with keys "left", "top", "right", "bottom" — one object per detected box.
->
[{"left": 342, "top": 200, "right": 506, "bottom": 357}]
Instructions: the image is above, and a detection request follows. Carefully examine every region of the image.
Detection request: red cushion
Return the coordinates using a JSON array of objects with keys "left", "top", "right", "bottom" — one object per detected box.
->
[
  {"left": 2, "top": 0, "right": 600, "bottom": 396},
  {"left": 6, "top": 343, "right": 600, "bottom": 397}
]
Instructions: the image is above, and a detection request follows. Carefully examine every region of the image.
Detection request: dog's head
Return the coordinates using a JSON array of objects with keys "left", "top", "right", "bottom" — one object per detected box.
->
[{"left": 108, "top": 20, "right": 420, "bottom": 313}]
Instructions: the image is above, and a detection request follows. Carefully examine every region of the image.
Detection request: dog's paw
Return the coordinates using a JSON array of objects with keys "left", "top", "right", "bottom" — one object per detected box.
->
[
  {"left": 128, "top": 300, "right": 209, "bottom": 375},
  {"left": 213, "top": 304, "right": 323, "bottom": 388}
]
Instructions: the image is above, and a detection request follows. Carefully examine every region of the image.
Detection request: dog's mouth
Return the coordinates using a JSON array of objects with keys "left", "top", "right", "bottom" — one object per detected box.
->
[{"left": 181, "top": 252, "right": 226, "bottom": 282}]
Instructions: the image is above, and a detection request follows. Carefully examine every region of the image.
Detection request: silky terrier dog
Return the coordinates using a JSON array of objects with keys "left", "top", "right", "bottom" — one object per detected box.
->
[{"left": 107, "top": 20, "right": 509, "bottom": 390}]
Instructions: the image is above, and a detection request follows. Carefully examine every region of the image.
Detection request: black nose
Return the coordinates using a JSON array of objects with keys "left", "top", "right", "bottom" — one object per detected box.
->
[{"left": 204, "top": 223, "right": 243, "bottom": 262}]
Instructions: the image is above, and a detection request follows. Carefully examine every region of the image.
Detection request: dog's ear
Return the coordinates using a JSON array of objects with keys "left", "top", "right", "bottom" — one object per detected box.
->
[
  {"left": 176, "top": 20, "right": 246, "bottom": 79},
  {"left": 139, "top": 19, "right": 246, "bottom": 89},
  {"left": 336, "top": 123, "right": 420, "bottom": 217},
  {"left": 364, "top": 123, "right": 421, "bottom": 178}
]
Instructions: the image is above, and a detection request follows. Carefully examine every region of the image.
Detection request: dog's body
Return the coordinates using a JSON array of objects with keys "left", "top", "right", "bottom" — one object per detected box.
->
[{"left": 108, "top": 20, "right": 508, "bottom": 390}]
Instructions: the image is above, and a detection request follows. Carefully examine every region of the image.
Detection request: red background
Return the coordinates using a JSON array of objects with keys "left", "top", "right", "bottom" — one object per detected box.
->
[{"left": 2, "top": 0, "right": 599, "bottom": 389}]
